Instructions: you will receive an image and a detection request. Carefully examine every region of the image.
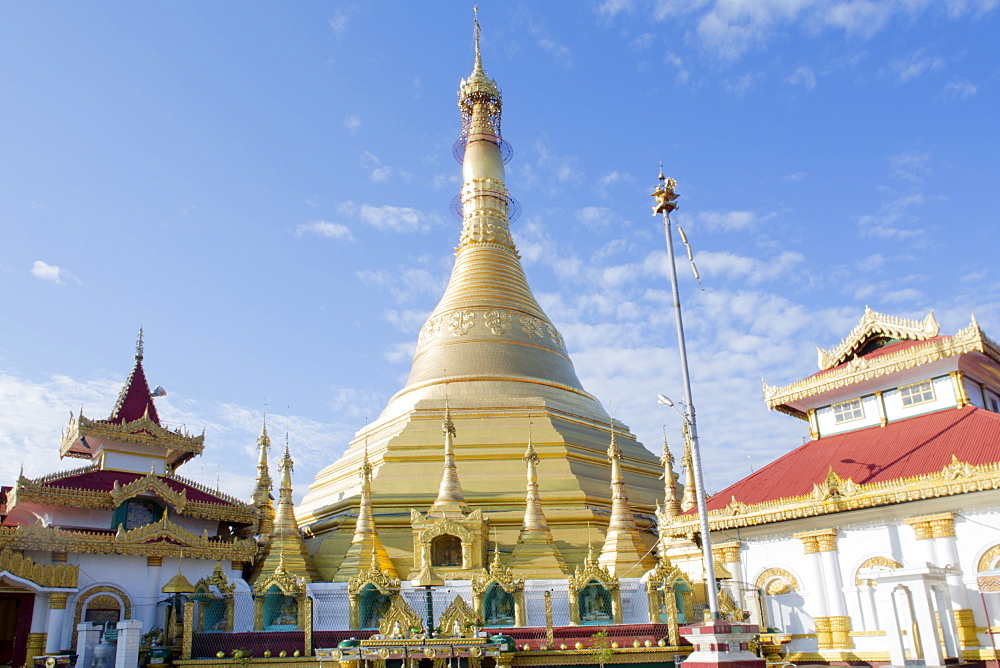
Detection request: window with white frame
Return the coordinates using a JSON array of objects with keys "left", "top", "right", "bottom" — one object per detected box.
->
[
  {"left": 900, "top": 380, "right": 935, "bottom": 407},
  {"left": 832, "top": 398, "right": 864, "bottom": 423}
]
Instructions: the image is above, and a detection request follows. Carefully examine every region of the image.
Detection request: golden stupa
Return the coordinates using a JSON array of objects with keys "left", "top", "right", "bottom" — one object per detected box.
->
[{"left": 297, "top": 20, "right": 662, "bottom": 581}]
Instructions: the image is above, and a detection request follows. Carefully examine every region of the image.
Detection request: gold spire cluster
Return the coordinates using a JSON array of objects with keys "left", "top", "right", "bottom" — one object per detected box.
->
[{"left": 508, "top": 425, "right": 567, "bottom": 576}]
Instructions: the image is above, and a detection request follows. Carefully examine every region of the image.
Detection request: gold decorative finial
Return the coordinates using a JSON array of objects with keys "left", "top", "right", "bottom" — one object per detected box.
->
[
  {"left": 474, "top": 6, "right": 481, "bottom": 61},
  {"left": 651, "top": 167, "right": 679, "bottom": 216},
  {"left": 135, "top": 327, "right": 144, "bottom": 362}
]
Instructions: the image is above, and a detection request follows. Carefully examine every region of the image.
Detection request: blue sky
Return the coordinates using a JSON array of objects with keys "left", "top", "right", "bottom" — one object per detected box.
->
[{"left": 2, "top": 1, "right": 999, "bottom": 502}]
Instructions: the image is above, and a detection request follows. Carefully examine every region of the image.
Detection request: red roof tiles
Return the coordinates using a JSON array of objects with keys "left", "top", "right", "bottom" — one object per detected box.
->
[{"left": 705, "top": 405, "right": 1000, "bottom": 511}]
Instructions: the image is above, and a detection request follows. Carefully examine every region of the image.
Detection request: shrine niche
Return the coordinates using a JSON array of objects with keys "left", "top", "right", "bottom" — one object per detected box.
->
[
  {"left": 437, "top": 594, "right": 477, "bottom": 638},
  {"left": 472, "top": 551, "right": 525, "bottom": 627},
  {"left": 410, "top": 510, "right": 489, "bottom": 576},
  {"left": 644, "top": 558, "right": 690, "bottom": 644},
  {"left": 568, "top": 547, "right": 621, "bottom": 625},
  {"left": 377, "top": 595, "right": 423, "bottom": 637},
  {"left": 193, "top": 563, "right": 235, "bottom": 632},
  {"left": 253, "top": 558, "right": 306, "bottom": 631},
  {"left": 348, "top": 555, "right": 400, "bottom": 630}
]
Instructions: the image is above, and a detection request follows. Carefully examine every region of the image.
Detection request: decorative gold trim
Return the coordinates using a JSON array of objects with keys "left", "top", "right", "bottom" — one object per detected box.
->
[
  {"left": 438, "top": 594, "right": 477, "bottom": 637},
  {"left": 764, "top": 314, "right": 997, "bottom": 413},
  {"left": 854, "top": 556, "right": 901, "bottom": 586},
  {"left": 61, "top": 412, "right": 204, "bottom": 460},
  {"left": 977, "top": 543, "right": 1000, "bottom": 573},
  {"left": 0, "top": 548, "right": 78, "bottom": 588},
  {"left": 665, "top": 455, "right": 1000, "bottom": 532},
  {"left": 377, "top": 594, "right": 423, "bottom": 636},
  {"left": 0, "top": 517, "right": 256, "bottom": 561},
  {"left": 7, "top": 469, "right": 255, "bottom": 525},
  {"left": 817, "top": 309, "right": 940, "bottom": 371},
  {"left": 755, "top": 567, "right": 800, "bottom": 594}
]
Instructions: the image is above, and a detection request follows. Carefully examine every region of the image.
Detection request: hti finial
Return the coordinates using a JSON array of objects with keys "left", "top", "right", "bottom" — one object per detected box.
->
[
  {"left": 651, "top": 165, "right": 680, "bottom": 216},
  {"left": 135, "top": 327, "right": 144, "bottom": 362},
  {"left": 474, "top": 7, "right": 481, "bottom": 58}
]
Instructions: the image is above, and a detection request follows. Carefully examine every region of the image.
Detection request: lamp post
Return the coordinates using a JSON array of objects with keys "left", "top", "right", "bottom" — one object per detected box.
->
[{"left": 652, "top": 170, "right": 719, "bottom": 619}]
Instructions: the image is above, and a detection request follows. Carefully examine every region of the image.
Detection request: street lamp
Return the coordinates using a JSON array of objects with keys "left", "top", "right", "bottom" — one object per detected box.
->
[{"left": 652, "top": 169, "right": 720, "bottom": 620}]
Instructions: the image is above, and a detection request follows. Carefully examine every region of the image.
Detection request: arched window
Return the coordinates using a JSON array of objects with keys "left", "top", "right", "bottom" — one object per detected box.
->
[
  {"left": 431, "top": 534, "right": 463, "bottom": 567},
  {"left": 359, "top": 584, "right": 392, "bottom": 630},
  {"left": 483, "top": 583, "right": 516, "bottom": 626},
  {"left": 578, "top": 580, "right": 613, "bottom": 624}
]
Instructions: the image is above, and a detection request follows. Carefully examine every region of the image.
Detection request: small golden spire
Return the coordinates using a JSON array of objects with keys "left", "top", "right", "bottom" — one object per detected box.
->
[{"left": 135, "top": 327, "right": 144, "bottom": 362}]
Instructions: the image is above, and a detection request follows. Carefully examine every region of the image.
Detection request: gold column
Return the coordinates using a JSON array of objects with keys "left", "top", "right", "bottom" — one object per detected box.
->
[
  {"left": 951, "top": 371, "right": 970, "bottom": 407},
  {"left": 304, "top": 597, "right": 313, "bottom": 655},
  {"left": 807, "top": 409, "right": 818, "bottom": 439},
  {"left": 181, "top": 601, "right": 194, "bottom": 660},
  {"left": 50, "top": 592, "right": 69, "bottom": 610},
  {"left": 954, "top": 609, "right": 979, "bottom": 648},
  {"left": 813, "top": 616, "right": 833, "bottom": 651},
  {"left": 875, "top": 391, "right": 887, "bottom": 426},
  {"left": 52, "top": 551, "right": 68, "bottom": 563},
  {"left": 26, "top": 633, "right": 47, "bottom": 662}
]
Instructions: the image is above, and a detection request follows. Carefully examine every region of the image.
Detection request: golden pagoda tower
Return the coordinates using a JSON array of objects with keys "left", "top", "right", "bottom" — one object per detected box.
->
[
  {"left": 598, "top": 427, "right": 657, "bottom": 576},
  {"left": 658, "top": 433, "right": 681, "bottom": 519},
  {"left": 298, "top": 13, "right": 662, "bottom": 580},
  {"left": 679, "top": 424, "right": 696, "bottom": 514},
  {"left": 252, "top": 442, "right": 319, "bottom": 583},
  {"left": 334, "top": 445, "right": 397, "bottom": 581},
  {"left": 252, "top": 419, "right": 276, "bottom": 540},
  {"left": 508, "top": 430, "right": 567, "bottom": 576}
]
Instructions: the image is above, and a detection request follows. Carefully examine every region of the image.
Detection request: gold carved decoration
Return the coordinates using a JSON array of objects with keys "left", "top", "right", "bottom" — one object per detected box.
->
[
  {"left": 377, "top": 595, "right": 423, "bottom": 636},
  {"left": 854, "top": 557, "right": 901, "bottom": 586},
  {"left": 348, "top": 556, "right": 401, "bottom": 597},
  {"left": 756, "top": 568, "right": 800, "bottom": 595},
  {"left": 253, "top": 557, "right": 304, "bottom": 596},
  {"left": 568, "top": 546, "right": 621, "bottom": 625},
  {"left": 471, "top": 551, "right": 525, "bottom": 627},
  {"left": 817, "top": 308, "right": 940, "bottom": 371},
  {"left": 61, "top": 412, "right": 204, "bottom": 461},
  {"left": 763, "top": 313, "right": 997, "bottom": 416},
  {"left": 520, "top": 316, "right": 545, "bottom": 340},
  {"left": 0, "top": 548, "right": 78, "bottom": 588},
  {"left": 977, "top": 544, "right": 1000, "bottom": 573},
  {"left": 0, "top": 517, "right": 256, "bottom": 562},
  {"left": 449, "top": 311, "right": 475, "bottom": 336},
  {"left": 195, "top": 562, "right": 236, "bottom": 597},
  {"left": 438, "top": 594, "right": 476, "bottom": 637},
  {"left": 8, "top": 469, "right": 255, "bottom": 525},
  {"left": 484, "top": 310, "right": 511, "bottom": 335},
  {"left": 664, "top": 455, "right": 1000, "bottom": 533}
]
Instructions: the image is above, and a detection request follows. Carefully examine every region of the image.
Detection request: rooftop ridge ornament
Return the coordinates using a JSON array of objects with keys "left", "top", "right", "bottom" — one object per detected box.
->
[
  {"left": 816, "top": 307, "right": 940, "bottom": 370},
  {"left": 135, "top": 327, "right": 144, "bottom": 362}
]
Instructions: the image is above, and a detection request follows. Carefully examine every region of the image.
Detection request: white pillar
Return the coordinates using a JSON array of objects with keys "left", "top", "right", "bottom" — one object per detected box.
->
[
  {"left": 115, "top": 619, "right": 144, "bottom": 668},
  {"left": 44, "top": 593, "right": 70, "bottom": 653},
  {"left": 913, "top": 584, "right": 946, "bottom": 667},
  {"left": 143, "top": 556, "right": 163, "bottom": 632},
  {"left": 76, "top": 623, "right": 103, "bottom": 668}
]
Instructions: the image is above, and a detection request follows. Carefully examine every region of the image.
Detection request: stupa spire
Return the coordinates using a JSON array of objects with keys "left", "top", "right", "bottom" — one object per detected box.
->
[
  {"left": 598, "top": 424, "right": 656, "bottom": 576},
  {"left": 334, "top": 442, "right": 398, "bottom": 580},
  {"left": 680, "top": 422, "right": 696, "bottom": 513},
  {"left": 429, "top": 403, "right": 470, "bottom": 518},
  {"left": 660, "top": 430, "right": 681, "bottom": 518},
  {"left": 252, "top": 417, "right": 275, "bottom": 538},
  {"left": 251, "top": 438, "right": 318, "bottom": 584},
  {"left": 509, "top": 420, "right": 567, "bottom": 576}
]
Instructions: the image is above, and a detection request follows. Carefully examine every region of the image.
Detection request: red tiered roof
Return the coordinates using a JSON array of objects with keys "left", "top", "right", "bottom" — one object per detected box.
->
[
  {"left": 43, "top": 470, "right": 239, "bottom": 506},
  {"left": 107, "top": 354, "right": 160, "bottom": 425},
  {"left": 705, "top": 405, "right": 1000, "bottom": 511}
]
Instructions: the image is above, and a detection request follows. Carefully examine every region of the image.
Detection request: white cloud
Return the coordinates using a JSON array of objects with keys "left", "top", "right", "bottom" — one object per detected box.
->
[
  {"left": 887, "top": 49, "right": 945, "bottom": 82},
  {"left": 724, "top": 71, "right": 763, "bottom": 95},
  {"left": 785, "top": 65, "right": 817, "bottom": 89},
  {"left": 629, "top": 32, "right": 655, "bottom": 50},
  {"left": 295, "top": 220, "right": 354, "bottom": 241},
  {"left": 665, "top": 52, "right": 690, "bottom": 84},
  {"left": 538, "top": 38, "right": 572, "bottom": 66},
  {"left": 820, "top": 1, "right": 893, "bottom": 38},
  {"left": 889, "top": 152, "right": 930, "bottom": 183},
  {"left": 696, "top": 210, "right": 760, "bottom": 231},
  {"left": 358, "top": 204, "right": 430, "bottom": 233},
  {"left": 343, "top": 114, "right": 361, "bottom": 133},
  {"left": 942, "top": 80, "right": 977, "bottom": 99},
  {"left": 858, "top": 193, "right": 926, "bottom": 239},
  {"left": 329, "top": 8, "right": 353, "bottom": 34},
  {"left": 30, "top": 260, "right": 64, "bottom": 284},
  {"left": 596, "top": 0, "right": 635, "bottom": 17},
  {"left": 576, "top": 206, "right": 617, "bottom": 231}
]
